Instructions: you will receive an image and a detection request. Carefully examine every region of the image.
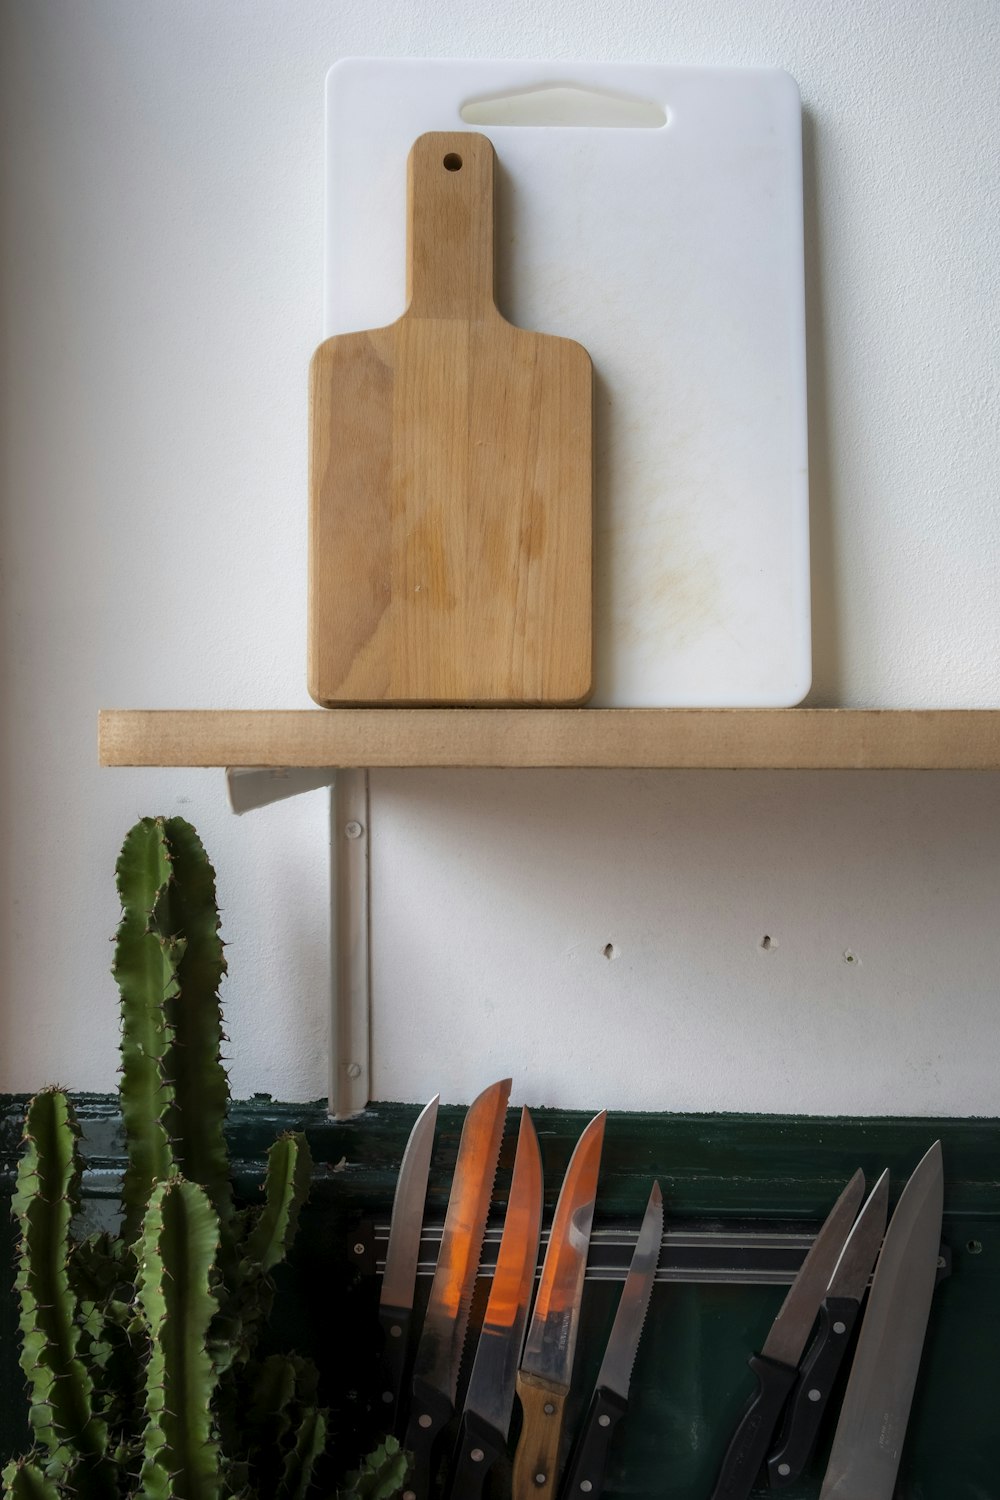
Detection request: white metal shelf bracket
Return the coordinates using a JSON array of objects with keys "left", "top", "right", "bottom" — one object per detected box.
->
[{"left": 225, "top": 766, "right": 371, "bottom": 1119}]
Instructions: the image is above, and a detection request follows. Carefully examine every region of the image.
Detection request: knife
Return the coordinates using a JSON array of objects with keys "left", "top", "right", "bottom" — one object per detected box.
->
[
  {"left": 448, "top": 1107, "right": 544, "bottom": 1500},
  {"left": 709, "top": 1168, "right": 865, "bottom": 1500},
  {"left": 378, "top": 1093, "right": 440, "bottom": 1435},
  {"left": 767, "top": 1169, "right": 890, "bottom": 1488},
  {"left": 512, "top": 1110, "right": 607, "bottom": 1500},
  {"left": 559, "top": 1180, "right": 663, "bottom": 1500},
  {"left": 819, "top": 1141, "right": 944, "bottom": 1499},
  {"left": 403, "top": 1077, "right": 512, "bottom": 1500}
]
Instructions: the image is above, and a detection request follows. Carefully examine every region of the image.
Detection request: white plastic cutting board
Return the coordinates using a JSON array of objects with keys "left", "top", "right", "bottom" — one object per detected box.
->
[{"left": 324, "top": 59, "right": 810, "bottom": 706}]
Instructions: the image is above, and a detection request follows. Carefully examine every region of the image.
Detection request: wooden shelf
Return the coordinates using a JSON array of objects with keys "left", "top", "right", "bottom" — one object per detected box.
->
[{"left": 98, "top": 708, "right": 1000, "bottom": 770}]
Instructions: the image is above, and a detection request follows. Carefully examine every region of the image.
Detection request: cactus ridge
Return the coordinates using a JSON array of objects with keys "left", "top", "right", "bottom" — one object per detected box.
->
[
  {"left": 12, "top": 1090, "right": 111, "bottom": 1489},
  {"left": 137, "top": 1179, "right": 221, "bottom": 1500}
]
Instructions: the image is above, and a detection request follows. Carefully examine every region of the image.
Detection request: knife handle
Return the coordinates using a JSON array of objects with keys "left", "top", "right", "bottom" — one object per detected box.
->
[
  {"left": 766, "top": 1296, "right": 861, "bottom": 1489},
  {"left": 513, "top": 1370, "right": 568, "bottom": 1498},
  {"left": 447, "top": 1410, "right": 507, "bottom": 1500},
  {"left": 559, "top": 1384, "right": 627, "bottom": 1499},
  {"left": 378, "top": 1303, "right": 412, "bottom": 1436},
  {"left": 709, "top": 1353, "right": 798, "bottom": 1500},
  {"left": 404, "top": 1376, "right": 453, "bottom": 1500}
]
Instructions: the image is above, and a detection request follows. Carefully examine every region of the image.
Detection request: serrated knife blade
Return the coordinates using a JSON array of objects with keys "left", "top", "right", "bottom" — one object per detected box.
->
[
  {"left": 560, "top": 1180, "right": 663, "bottom": 1499},
  {"left": 448, "top": 1107, "right": 544, "bottom": 1500},
  {"left": 820, "top": 1141, "right": 944, "bottom": 1499},
  {"left": 403, "top": 1077, "right": 511, "bottom": 1500}
]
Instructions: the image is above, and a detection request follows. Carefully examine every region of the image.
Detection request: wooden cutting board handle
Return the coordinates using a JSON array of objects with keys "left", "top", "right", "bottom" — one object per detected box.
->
[
  {"left": 308, "top": 130, "right": 593, "bottom": 707},
  {"left": 406, "top": 132, "right": 497, "bottom": 321}
]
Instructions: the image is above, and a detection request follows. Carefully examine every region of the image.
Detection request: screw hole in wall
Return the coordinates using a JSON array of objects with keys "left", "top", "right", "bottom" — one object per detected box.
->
[
  {"left": 843, "top": 950, "right": 857, "bottom": 965},
  {"left": 760, "top": 935, "right": 774, "bottom": 951},
  {"left": 967, "top": 1239, "right": 983, "bottom": 1255},
  {"left": 603, "top": 943, "right": 618, "bottom": 961},
  {"left": 443, "top": 152, "right": 463, "bottom": 171}
]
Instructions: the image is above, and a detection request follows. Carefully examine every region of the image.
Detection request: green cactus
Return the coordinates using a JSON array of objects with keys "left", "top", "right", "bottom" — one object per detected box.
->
[
  {"left": 137, "top": 1180, "right": 221, "bottom": 1500},
  {"left": 4, "top": 817, "right": 344, "bottom": 1500},
  {"left": 1, "top": 1461, "right": 65, "bottom": 1500},
  {"left": 10, "top": 1090, "right": 112, "bottom": 1493},
  {"left": 337, "top": 1437, "right": 409, "bottom": 1500}
]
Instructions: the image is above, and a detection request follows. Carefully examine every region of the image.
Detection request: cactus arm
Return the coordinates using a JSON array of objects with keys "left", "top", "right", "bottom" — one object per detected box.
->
[
  {"left": 2, "top": 1460, "right": 65, "bottom": 1499},
  {"left": 113, "top": 817, "right": 178, "bottom": 1243},
  {"left": 137, "top": 1179, "right": 222, "bottom": 1500},
  {"left": 245, "top": 1133, "right": 313, "bottom": 1273},
  {"left": 337, "top": 1437, "right": 409, "bottom": 1500},
  {"left": 278, "top": 1407, "right": 328, "bottom": 1500},
  {"left": 157, "top": 818, "right": 232, "bottom": 1226},
  {"left": 12, "top": 1091, "right": 110, "bottom": 1484}
]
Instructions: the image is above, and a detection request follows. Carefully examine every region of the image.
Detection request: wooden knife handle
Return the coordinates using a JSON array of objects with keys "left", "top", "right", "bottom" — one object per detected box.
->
[{"left": 512, "top": 1370, "right": 568, "bottom": 1499}]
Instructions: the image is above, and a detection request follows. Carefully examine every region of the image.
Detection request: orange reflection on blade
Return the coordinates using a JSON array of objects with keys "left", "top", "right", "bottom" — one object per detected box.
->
[
  {"left": 532, "top": 1110, "right": 606, "bottom": 1323},
  {"left": 429, "top": 1079, "right": 511, "bottom": 1319},
  {"left": 483, "top": 1108, "right": 543, "bottom": 1331}
]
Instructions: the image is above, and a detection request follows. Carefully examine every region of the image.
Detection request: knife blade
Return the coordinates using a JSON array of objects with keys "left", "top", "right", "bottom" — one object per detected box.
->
[
  {"left": 378, "top": 1093, "right": 440, "bottom": 1435},
  {"left": 559, "top": 1179, "right": 663, "bottom": 1500},
  {"left": 448, "top": 1107, "right": 544, "bottom": 1500},
  {"left": 709, "top": 1168, "right": 865, "bottom": 1500},
  {"left": 819, "top": 1141, "right": 944, "bottom": 1500},
  {"left": 767, "top": 1169, "right": 890, "bottom": 1488},
  {"left": 512, "top": 1109, "right": 607, "bottom": 1500},
  {"left": 403, "top": 1077, "right": 512, "bottom": 1500}
]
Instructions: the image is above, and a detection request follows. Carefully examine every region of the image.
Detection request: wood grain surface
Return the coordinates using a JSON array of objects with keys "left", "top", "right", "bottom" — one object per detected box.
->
[
  {"left": 308, "top": 131, "right": 593, "bottom": 707},
  {"left": 512, "top": 1371, "right": 568, "bottom": 1498},
  {"left": 98, "top": 709, "right": 1000, "bottom": 770}
]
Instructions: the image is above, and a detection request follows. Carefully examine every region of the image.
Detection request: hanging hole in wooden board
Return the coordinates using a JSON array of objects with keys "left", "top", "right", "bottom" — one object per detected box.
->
[{"left": 443, "top": 152, "right": 463, "bottom": 171}]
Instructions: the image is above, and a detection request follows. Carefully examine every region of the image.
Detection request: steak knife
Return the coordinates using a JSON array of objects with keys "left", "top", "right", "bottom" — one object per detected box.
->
[
  {"left": 403, "top": 1077, "right": 512, "bottom": 1500},
  {"left": 512, "top": 1110, "right": 607, "bottom": 1500},
  {"left": 559, "top": 1180, "right": 663, "bottom": 1500},
  {"left": 819, "top": 1141, "right": 944, "bottom": 1499},
  {"left": 378, "top": 1093, "right": 440, "bottom": 1435},
  {"left": 448, "top": 1107, "right": 544, "bottom": 1500},
  {"left": 767, "top": 1169, "right": 890, "bottom": 1488},
  {"left": 709, "top": 1169, "right": 865, "bottom": 1500}
]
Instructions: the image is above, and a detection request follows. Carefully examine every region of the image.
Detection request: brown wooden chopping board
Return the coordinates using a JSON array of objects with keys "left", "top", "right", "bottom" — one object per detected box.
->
[{"left": 308, "top": 131, "right": 593, "bottom": 706}]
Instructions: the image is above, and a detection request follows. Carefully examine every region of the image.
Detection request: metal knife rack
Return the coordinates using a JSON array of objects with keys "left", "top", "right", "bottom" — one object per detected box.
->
[{"left": 349, "top": 1218, "right": 952, "bottom": 1288}]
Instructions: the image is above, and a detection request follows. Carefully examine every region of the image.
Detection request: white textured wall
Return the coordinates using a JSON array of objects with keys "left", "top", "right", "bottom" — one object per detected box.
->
[{"left": 1, "top": 2, "right": 997, "bottom": 1110}]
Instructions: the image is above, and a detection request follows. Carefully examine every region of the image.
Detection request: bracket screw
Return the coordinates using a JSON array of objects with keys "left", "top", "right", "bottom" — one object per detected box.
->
[{"left": 345, "top": 821, "right": 364, "bottom": 839}]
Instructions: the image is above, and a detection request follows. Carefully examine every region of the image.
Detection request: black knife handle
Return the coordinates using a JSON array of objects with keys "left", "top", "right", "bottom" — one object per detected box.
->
[
  {"left": 709, "top": 1354, "right": 798, "bottom": 1500},
  {"left": 447, "top": 1410, "right": 507, "bottom": 1500},
  {"left": 766, "top": 1296, "right": 861, "bottom": 1489},
  {"left": 404, "top": 1376, "right": 454, "bottom": 1500},
  {"left": 560, "top": 1385, "right": 627, "bottom": 1499},
  {"left": 378, "top": 1303, "right": 412, "bottom": 1436}
]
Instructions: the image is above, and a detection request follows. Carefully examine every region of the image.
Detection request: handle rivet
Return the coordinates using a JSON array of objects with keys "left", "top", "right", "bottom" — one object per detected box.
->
[
  {"left": 389, "top": 1324, "right": 402, "bottom": 1337},
  {"left": 470, "top": 1448, "right": 484, "bottom": 1463},
  {"left": 598, "top": 1414, "right": 611, "bottom": 1428},
  {"left": 534, "top": 1474, "right": 547, "bottom": 1486},
  {"left": 418, "top": 1413, "right": 432, "bottom": 1429},
  {"left": 381, "top": 1390, "right": 392, "bottom": 1403},
  {"left": 543, "top": 1402, "right": 555, "bottom": 1415},
  {"left": 581, "top": 1485, "right": 593, "bottom": 1494},
  {"left": 833, "top": 1320, "right": 847, "bottom": 1334},
  {"left": 808, "top": 1388, "right": 822, "bottom": 1402},
  {"left": 777, "top": 1464, "right": 791, "bottom": 1477}
]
